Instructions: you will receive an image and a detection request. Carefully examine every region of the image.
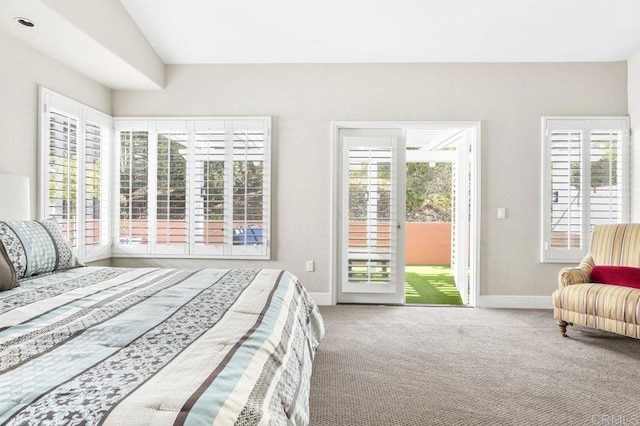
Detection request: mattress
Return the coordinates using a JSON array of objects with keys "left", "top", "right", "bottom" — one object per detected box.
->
[{"left": 0, "top": 267, "right": 324, "bottom": 425}]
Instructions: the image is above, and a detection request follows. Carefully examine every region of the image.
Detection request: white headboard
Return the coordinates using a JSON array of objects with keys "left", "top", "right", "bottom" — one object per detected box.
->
[{"left": 0, "top": 173, "right": 30, "bottom": 220}]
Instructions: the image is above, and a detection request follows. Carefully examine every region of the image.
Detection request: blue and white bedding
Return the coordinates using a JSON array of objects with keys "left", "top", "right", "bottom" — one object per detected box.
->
[{"left": 0, "top": 267, "right": 324, "bottom": 425}]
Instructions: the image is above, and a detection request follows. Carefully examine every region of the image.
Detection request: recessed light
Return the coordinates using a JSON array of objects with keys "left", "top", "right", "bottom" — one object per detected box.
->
[{"left": 14, "top": 17, "right": 36, "bottom": 28}]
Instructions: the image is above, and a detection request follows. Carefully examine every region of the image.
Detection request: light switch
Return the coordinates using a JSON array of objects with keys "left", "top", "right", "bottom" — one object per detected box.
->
[
  {"left": 306, "top": 260, "right": 315, "bottom": 272},
  {"left": 497, "top": 208, "right": 506, "bottom": 219}
]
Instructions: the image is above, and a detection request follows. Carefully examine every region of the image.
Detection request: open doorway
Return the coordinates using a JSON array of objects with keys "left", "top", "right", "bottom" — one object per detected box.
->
[
  {"left": 404, "top": 127, "right": 473, "bottom": 305},
  {"left": 332, "top": 121, "right": 479, "bottom": 306}
]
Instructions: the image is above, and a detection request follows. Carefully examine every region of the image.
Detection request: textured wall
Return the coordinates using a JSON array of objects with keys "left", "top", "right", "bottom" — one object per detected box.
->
[
  {"left": 0, "top": 31, "right": 111, "bottom": 217},
  {"left": 629, "top": 52, "right": 640, "bottom": 222},
  {"left": 112, "top": 62, "right": 628, "bottom": 297}
]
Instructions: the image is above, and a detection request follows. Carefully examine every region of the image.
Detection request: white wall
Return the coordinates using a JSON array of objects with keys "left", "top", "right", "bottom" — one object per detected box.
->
[
  {"left": 0, "top": 30, "right": 111, "bottom": 217},
  {"left": 112, "top": 62, "right": 628, "bottom": 298},
  {"left": 629, "top": 52, "right": 640, "bottom": 222}
]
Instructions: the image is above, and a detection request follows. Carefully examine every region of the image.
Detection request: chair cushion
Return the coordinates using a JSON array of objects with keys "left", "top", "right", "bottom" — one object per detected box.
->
[{"left": 590, "top": 265, "right": 640, "bottom": 290}]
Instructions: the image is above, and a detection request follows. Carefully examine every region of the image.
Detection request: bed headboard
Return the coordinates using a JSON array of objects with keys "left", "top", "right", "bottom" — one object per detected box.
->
[{"left": 0, "top": 173, "right": 30, "bottom": 220}]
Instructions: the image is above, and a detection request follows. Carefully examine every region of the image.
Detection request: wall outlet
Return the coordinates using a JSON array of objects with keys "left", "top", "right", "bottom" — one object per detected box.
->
[{"left": 306, "top": 260, "right": 315, "bottom": 272}]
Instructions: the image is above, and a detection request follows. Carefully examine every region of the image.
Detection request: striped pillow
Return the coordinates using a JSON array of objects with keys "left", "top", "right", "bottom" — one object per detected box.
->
[{"left": 0, "top": 218, "right": 81, "bottom": 280}]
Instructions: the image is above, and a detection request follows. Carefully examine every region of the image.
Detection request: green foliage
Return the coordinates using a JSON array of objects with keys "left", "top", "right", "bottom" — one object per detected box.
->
[
  {"left": 157, "top": 136, "right": 187, "bottom": 220},
  {"left": 349, "top": 161, "right": 453, "bottom": 223},
  {"left": 570, "top": 142, "right": 617, "bottom": 190},
  {"left": 120, "top": 132, "right": 149, "bottom": 219},
  {"left": 406, "top": 162, "right": 452, "bottom": 222}
]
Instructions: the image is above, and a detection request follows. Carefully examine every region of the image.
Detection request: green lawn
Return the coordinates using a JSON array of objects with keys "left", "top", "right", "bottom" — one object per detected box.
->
[{"left": 405, "top": 265, "right": 463, "bottom": 305}]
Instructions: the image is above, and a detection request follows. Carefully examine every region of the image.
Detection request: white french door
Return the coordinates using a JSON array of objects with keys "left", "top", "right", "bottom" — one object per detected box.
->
[
  {"left": 451, "top": 132, "right": 472, "bottom": 304},
  {"left": 337, "top": 128, "right": 406, "bottom": 304}
]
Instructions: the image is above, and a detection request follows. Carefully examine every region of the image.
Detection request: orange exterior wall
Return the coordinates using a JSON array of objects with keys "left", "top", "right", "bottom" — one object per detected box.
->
[{"left": 405, "top": 222, "right": 451, "bottom": 265}]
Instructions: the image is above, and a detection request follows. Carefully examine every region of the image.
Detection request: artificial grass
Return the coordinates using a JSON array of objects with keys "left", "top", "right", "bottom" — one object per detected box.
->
[{"left": 405, "top": 265, "right": 464, "bottom": 305}]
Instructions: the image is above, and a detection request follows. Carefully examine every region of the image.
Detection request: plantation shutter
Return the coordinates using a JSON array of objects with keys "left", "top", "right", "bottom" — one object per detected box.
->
[
  {"left": 342, "top": 132, "right": 398, "bottom": 293},
  {"left": 117, "top": 122, "right": 150, "bottom": 254},
  {"left": 156, "top": 121, "right": 189, "bottom": 255},
  {"left": 47, "top": 108, "right": 79, "bottom": 247},
  {"left": 542, "top": 118, "right": 629, "bottom": 263},
  {"left": 193, "top": 120, "right": 226, "bottom": 255},
  {"left": 83, "top": 111, "right": 111, "bottom": 259},
  {"left": 114, "top": 117, "right": 271, "bottom": 259},
  {"left": 40, "top": 88, "right": 113, "bottom": 261},
  {"left": 547, "top": 124, "right": 584, "bottom": 260},
  {"left": 589, "top": 128, "right": 626, "bottom": 229},
  {"left": 450, "top": 157, "right": 458, "bottom": 277},
  {"left": 230, "top": 120, "right": 270, "bottom": 257}
]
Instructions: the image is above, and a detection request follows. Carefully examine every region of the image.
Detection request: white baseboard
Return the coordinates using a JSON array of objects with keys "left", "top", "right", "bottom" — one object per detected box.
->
[
  {"left": 310, "top": 293, "right": 332, "bottom": 306},
  {"left": 477, "top": 295, "right": 552, "bottom": 309},
  {"left": 309, "top": 293, "right": 552, "bottom": 308}
]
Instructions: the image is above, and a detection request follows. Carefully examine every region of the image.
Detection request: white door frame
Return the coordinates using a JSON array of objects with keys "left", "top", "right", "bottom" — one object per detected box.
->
[{"left": 330, "top": 121, "right": 482, "bottom": 306}]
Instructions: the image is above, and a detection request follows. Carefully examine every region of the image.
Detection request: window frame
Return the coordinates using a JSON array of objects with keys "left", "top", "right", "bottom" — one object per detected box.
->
[
  {"left": 113, "top": 117, "right": 272, "bottom": 260},
  {"left": 540, "top": 116, "right": 630, "bottom": 263},
  {"left": 38, "top": 87, "right": 113, "bottom": 262}
]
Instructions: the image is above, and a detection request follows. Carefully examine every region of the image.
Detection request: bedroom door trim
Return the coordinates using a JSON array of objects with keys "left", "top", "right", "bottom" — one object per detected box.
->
[{"left": 330, "top": 121, "right": 482, "bottom": 306}]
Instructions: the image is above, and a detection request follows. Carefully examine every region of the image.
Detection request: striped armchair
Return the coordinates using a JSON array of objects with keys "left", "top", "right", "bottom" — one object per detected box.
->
[{"left": 553, "top": 224, "right": 640, "bottom": 339}]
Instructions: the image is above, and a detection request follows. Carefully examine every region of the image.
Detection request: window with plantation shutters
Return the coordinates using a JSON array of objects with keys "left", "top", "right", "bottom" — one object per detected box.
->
[
  {"left": 114, "top": 117, "right": 271, "bottom": 259},
  {"left": 156, "top": 122, "right": 189, "bottom": 254},
  {"left": 39, "top": 88, "right": 112, "bottom": 262},
  {"left": 118, "top": 126, "right": 150, "bottom": 253},
  {"left": 193, "top": 121, "right": 226, "bottom": 255},
  {"left": 542, "top": 117, "right": 629, "bottom": 263},
  {"left": 47, "top": 109, "right": 79, "bottom": 247},
  {"left": 83, "top": 118, "right": 111, "bottom": 259}
]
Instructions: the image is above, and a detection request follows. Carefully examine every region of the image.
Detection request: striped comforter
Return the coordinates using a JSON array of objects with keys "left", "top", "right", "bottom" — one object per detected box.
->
[{"left": 0, "top": 267, "right": 324, "bottom": 425}]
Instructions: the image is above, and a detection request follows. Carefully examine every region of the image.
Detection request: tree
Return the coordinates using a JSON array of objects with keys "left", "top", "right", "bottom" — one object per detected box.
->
[
  {"left": 406, "top": 162, "right": 452, "bottom": 222},
  {"left": 571, "top": 142, "right": 617, "bottom": 191}
]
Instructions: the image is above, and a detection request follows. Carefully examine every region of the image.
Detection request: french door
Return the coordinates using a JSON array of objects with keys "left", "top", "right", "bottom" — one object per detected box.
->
[{"left": 337, "top": 128, "right": 406, "bottom": 304}]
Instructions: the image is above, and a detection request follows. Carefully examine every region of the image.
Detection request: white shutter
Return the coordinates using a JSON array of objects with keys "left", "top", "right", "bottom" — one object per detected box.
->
[
  {"left": 47, "top": 108, "right": 79, "bottom": 247},
  {"left": 39, "top": 88, "right": 113, "bottom": 261},
  {"left": 542, "top": 117, "right": 629, "bottom": 263},
  {"left": 113, "top": 117, "right": 271, "bottom": 259},
  {"left": 83, "top": 120, "right": 111, "bottom": 259},
  {"left": 342, "top": 134, "right": 397, "bottom": 293},
  {"left": 117, "top": 122, "right": 149, "bottom": 254},
  {"left": 192, "top": 120, "right": 226, "bottom": 255},
  {"left": 589, "top": 128, "right": 626, "bottom": 229},
  {"left": 450, "top": 156, "right": 458, "bottom": 275},
  {"left": 230, "top": 120, "right": 269, "bottom": 257},
  {"left": 155, "top": 121, "right": 189, "bottom": 255},
  {"left": 548, "top": 127, "right": 584, "bottom": 259}
]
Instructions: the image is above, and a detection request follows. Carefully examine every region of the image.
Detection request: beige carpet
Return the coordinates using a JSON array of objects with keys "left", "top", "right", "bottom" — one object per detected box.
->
[{"left": 309, "top": 305, "right": 640, "bottom": 426}]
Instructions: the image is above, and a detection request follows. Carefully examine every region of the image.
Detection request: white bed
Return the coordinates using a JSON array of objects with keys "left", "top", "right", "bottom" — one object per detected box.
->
[{"left": 0, "top": 173, "right": 324, "bottom": 425}]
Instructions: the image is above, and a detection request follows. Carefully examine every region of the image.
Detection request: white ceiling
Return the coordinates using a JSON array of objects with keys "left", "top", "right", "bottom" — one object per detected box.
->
[{"left": 119, "top": 0, "right": 640, "bottom": 64}]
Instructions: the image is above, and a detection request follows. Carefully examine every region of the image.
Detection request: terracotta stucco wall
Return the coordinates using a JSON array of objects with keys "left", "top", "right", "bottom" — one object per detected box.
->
[{"left": 405, "top": 222, "right": 451, "bottom": 265}]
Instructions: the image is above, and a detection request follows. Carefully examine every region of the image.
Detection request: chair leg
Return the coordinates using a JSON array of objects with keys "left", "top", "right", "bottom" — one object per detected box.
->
[{"left": 557, "top": 320, "right": 569, "bottom": 337}]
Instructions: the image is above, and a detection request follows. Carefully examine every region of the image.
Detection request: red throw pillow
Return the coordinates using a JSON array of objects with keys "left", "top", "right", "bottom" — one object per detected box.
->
[{"left": 590, "top": 266, "right": 640, "bottom": 290}]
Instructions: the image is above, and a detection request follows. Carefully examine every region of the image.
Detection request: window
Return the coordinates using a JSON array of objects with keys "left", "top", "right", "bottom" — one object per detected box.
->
[
  {"left": 40, "top": 88, "right": 271, "bottom": 261},
  {"left": 114, "top": 118, "right": 271, "bottom": 259},
  {"left": 39, "top": 88, "right": 112, "bottom": 262},
  {"left": 541, "top": 117, "right": 629, "bottom": 263}
]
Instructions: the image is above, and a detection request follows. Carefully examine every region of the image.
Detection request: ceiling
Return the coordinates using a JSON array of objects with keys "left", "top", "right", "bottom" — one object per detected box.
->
[{"left": 119, "top": 0, "right": 640, "bottom": 64}]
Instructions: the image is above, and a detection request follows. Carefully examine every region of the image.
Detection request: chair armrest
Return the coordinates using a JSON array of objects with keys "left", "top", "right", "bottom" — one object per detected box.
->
[{"left": 558, "top": 255, "right": 595, "bottom": 288}]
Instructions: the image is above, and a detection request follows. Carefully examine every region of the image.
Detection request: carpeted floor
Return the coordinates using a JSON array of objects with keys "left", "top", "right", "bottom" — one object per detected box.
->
[{"left": 309, "top": 305, "right": 640, "bottom": 426}]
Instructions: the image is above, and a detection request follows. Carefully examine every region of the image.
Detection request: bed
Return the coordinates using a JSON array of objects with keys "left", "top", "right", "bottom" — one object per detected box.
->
[{"left": 0, "top": 173, "right": 324, "bottom": 425}]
